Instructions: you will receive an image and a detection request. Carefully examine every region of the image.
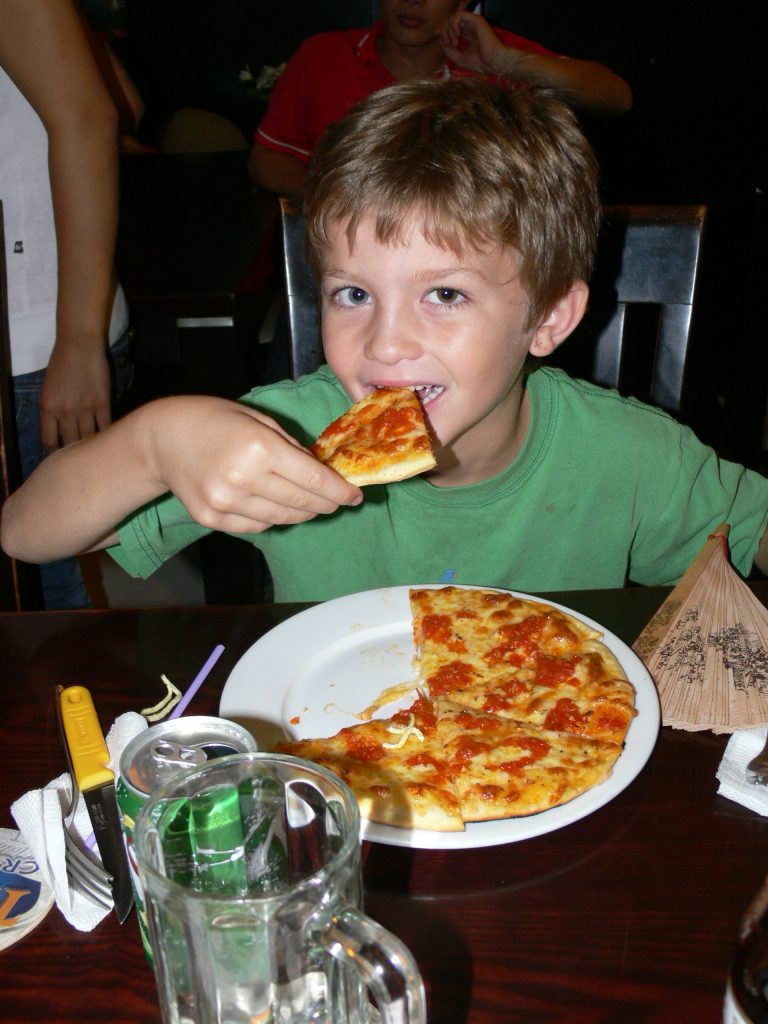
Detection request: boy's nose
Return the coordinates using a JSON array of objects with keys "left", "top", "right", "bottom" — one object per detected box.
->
[{"left": 363, "top": 315, "right": 423, "bottom": 366}]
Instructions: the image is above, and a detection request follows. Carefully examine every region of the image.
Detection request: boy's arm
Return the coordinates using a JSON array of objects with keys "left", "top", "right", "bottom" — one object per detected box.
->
[
  {"left": 1, "top": 403, "right": 162, "bottom": 562},
  {"left": 0, "top": 0, "right": 121, "bottom": 451},
  {"left": 0, "top": 396, "right": 362, "bottom": 564},
  {"left": 440, "top": 11, "right": 632, "bottom": 119}
]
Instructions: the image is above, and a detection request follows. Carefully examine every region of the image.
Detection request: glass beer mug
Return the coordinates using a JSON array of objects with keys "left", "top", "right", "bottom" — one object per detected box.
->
[{"left": 134, "top": 752, "right": 426, "bottom": 1024}]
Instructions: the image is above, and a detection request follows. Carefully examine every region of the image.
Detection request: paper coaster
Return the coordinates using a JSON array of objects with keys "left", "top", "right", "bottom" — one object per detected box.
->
[{"left": 0, "top": 828, "right": 54, "bottom": 951}]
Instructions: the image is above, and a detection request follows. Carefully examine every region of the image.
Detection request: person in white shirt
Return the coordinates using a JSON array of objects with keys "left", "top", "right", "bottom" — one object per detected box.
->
[{"left": 0, "top": 0, "right": 136, "bottom": 607}]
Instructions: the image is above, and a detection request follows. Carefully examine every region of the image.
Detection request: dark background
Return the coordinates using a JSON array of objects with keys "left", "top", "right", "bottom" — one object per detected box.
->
[
  {"left": 86, "top": 0, "right": 764, "bottom": 207},
  {"left": 85, "top": 0, "right": 766, "bottom": 465}
]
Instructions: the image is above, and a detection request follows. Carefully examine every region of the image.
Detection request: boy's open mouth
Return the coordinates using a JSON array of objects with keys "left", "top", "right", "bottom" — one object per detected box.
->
[
  {"left": 409, "top": 385, "right": 444, "bottom": 406},
  {"left": 378, "top": 384, "right": 444, "bottom": 406}
]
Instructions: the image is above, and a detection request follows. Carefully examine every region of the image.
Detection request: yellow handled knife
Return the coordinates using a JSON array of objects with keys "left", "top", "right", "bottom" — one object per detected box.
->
[{"left": 57, "top": 685, "right": 133, "bottom": 922}]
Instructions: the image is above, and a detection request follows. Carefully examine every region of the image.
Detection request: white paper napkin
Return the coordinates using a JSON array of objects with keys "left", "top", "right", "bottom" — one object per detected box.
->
[
  {"left": 716, "top": 727, "right": 768, "bottom": 815},
  {"left": 11, "top": 711, "right": 147, "bottom": 931}
]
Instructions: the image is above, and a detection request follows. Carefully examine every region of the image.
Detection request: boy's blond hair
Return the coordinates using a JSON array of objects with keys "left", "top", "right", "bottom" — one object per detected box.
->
[{"left": 304, "top": 78, "right": 601, "bottom": 328}]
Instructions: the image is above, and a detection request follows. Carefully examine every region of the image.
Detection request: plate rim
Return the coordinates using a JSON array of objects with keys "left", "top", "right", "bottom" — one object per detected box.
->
[{"left": 219, "top": 585, "right": 660, "bottom": 850}]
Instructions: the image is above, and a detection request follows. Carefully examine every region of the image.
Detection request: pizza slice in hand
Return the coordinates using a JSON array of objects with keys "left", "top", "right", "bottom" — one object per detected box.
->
[{"left": 311, "top": 387, "right": 436, "bottom": 486}]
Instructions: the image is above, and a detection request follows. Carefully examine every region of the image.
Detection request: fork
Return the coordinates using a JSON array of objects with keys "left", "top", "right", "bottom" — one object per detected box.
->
[
  {"left": 746, "top": 731, "right": 768, "bottom": 786},
  {"left": 60, "top": 774, "right": 113, "bottom": 910}
]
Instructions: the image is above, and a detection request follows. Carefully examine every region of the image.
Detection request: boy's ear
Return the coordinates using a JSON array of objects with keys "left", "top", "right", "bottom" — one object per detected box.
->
[{"left": 528, "top": 281, "right": 589, "bottom": 358}]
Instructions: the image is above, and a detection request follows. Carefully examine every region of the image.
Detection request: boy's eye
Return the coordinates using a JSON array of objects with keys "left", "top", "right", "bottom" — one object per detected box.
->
[
  {"left": 335, "top": 286, "right": 370, "bottom": 306},
  {"left": 426, "top": 287, "right": 465, "bottom": 306}
]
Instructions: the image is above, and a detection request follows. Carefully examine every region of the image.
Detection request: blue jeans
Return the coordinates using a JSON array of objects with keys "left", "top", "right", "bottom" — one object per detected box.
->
[{"left": 12, "top": 331, "right": 134, "bottom": 609}]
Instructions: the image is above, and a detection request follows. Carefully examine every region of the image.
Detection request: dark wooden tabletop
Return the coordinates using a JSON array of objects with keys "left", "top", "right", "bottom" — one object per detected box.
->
[{"left": 2, "top": 587, "right": 767, "bottom": 1023}]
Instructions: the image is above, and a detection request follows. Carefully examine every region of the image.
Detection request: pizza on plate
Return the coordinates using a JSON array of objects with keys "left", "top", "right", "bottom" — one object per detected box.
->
[
  {"left": 435, "top": 700, "right": 622, "bottom": 822},
  {"left": 276, "top": 586, "right": 636, "bottom": 831},
  {"left": 310, "top": 387, "right": 436, "bottom": 486},
  {"left": 409, "top": 587, "right": 636, "bottom": 746},
  {"left": 278, "top": 694, "right": 465, "bottom": 832}
]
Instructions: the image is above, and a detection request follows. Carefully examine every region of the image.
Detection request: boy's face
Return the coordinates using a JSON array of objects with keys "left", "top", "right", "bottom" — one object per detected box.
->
[
  {"left": 320, "top": 213, "right": 546, "bottom": 486},
  {"left": 380, "top": 0, "right": 466, "bottom": 49}
]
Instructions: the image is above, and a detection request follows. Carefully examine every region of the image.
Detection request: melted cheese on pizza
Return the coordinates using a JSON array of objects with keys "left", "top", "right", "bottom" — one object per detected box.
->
[
  {"left": 435, "top": 700, "right": 622, "bottom": 821},
  {"left": 311, "top": 388, "right": 436, "bottom": 486},
  {"left": 278, "top": 697, "right": 464, "bottom": 832}
]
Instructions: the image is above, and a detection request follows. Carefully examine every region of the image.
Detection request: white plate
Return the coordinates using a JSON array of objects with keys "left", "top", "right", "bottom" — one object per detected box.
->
[{"left": 219, "top": 586, "right": 660, "bottom": 849}]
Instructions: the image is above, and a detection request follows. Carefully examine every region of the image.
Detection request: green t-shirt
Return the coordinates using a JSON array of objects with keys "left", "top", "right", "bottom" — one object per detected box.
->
[{"left": 110, "top": 366, "right": 768, "bottom": 601}]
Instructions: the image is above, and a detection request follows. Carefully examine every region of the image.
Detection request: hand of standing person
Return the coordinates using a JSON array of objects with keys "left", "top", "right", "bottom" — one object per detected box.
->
[{"left": 39, "top": 336, "right": 112, "bottom": 450}]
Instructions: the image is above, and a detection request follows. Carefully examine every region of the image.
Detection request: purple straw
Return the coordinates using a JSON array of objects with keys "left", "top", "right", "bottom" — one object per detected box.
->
[
  {"left": 83, "top": 646, "right": 227, "bottom": 857},
  {"left": 169, "top": 644, "right": 226, "bottom": 719}
]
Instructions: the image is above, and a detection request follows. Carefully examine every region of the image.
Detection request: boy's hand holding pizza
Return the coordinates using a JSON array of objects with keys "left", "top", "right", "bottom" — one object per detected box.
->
[
  {"left": 0, "top": 394, "right": 363, "bottom": 563},
  {"left": 0, "top": 381, "right": 434, "bottom": 561},
  {"left": 142, "top": 395, "right": 365, "bottom": 535},
  {"left": 146, "top": 386, "right": 433, "bottom": 534}
]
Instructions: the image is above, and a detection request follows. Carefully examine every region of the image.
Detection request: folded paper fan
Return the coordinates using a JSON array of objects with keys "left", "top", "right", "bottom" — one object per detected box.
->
[{"left": 633, "top": 524, "right": 768, "bottom": 733}]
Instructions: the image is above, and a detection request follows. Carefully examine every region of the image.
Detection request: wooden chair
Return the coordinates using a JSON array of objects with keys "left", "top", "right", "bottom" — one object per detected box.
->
[
  {"left": 546, "top": 204, "right": 707, "bottom": 413},
  {"left": 194, "top": 199, "right": 323, "bottom": 605},
  {"left": 0, "top": 201, "right": 43, "bottom": 610},
  {"left": 278, "top": 202, "right": 707, "bottom": 414}
]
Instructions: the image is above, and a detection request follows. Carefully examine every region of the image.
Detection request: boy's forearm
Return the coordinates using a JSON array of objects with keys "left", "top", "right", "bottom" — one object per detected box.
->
[{"left": 0, "top": 402, "right": 165, "bottom": 564}]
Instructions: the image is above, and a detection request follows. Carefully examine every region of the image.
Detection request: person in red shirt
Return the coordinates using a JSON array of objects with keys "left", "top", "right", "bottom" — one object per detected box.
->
[{"left": 250, "top": 0, "right": 632, "bottom": 199}]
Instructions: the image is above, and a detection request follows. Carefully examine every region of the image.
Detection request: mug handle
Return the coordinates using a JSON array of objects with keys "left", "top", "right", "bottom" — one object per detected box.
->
[{"left": 323, "top": 906, "right": 427, "bottom": 1024}]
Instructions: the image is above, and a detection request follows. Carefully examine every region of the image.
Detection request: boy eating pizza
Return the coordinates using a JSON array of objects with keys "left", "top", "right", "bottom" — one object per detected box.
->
[{"left": 2, "top": 78, "right": 767, "bottom": 600}]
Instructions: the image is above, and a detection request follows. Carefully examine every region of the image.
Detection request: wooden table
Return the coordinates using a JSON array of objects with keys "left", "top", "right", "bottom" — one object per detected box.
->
[{"left": 2, "top": 587, "right": 767, "bottom": 1023}]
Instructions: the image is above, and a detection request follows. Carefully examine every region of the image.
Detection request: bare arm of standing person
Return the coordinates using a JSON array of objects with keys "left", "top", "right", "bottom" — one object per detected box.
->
[
  {"left": 440, "top": 10, "right": 632, "bottom": 119},
  {"left": 0, "top": 0, "right": 120, "bottom": 451},
  {"left": 0, "top": 396, "right": 363, "bottom": 563},
  {"left": 248, "top": 144, "right": 308, "bottom": 200}
]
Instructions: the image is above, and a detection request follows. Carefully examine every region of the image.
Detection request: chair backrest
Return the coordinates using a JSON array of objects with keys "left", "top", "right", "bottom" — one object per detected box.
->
[
  {"left": 547, "top": 204, "right": 707, "bottom": 412},
  {"left": 0, "top": 201, "right": 43, "bottom": 610},
  {"left": 279, "top": 198, "right": 323, "bottom": 379},
  {"left": 278, "top": 201, "right": 707, "bottom": 412}
]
